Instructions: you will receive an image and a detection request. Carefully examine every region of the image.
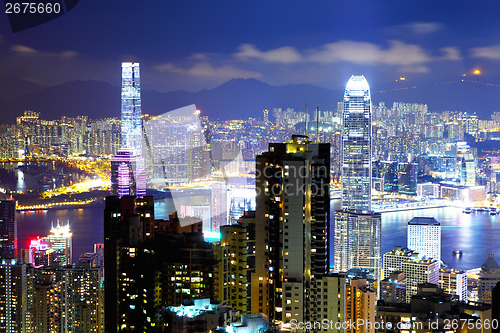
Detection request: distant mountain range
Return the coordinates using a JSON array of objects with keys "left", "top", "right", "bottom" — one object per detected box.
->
[{"left": 1, "top": 77, "right": 499, "bottom": 124}]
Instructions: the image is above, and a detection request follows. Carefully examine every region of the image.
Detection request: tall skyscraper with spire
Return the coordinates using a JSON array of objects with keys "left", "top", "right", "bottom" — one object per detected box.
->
[
  {"left": 121, "top": 62, "right": 142, "bottom": 153},
  {"left": 111, "top": 62, "right": 146, "bottom": 197},
  {"left": 334, "top": 75, "right": 381, "bottom": 281}
]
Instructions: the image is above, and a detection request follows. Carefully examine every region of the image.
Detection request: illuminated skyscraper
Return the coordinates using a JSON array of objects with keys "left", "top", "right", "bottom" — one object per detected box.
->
[
  {"left": 0, "top": 196, "right": 17, "bottom": 260},
  {"left": 402, "top": 258, "right": 439, "bottom": 303},
  {"left": 25, "top": 263, "right": 103, "bottom": 332},
  {"left": 345, "top": 279, "right": 376, "bottom": 333},
  {"left": 121, "top": 62, "right": 142, "bottom": 153},
  {"left": 407, "top": 217, "right": 441, "bottom": 263},
  {"left": 461, "top": 112, "right": 478, "bottom": 138},
  {"left": 48, "top": 222, "right": 73, "bottom": 265},
  {"left": 439, "top": 268, "right": 467, "bottom": 302},
  {"left": 334, "top": 76, "right": 381, "bottom": 281},
  {"left": 456, "top": 142, "right": 477, "bottom": 186},
  {"left": 215, "top": 215, "right": 255, "bottom": 314},
  {"left": 341, "top": 75, "right": 372, "bottom": 213},
  {"left": 26, "top": 224, "right": 73, "bottom": 267},
  {"left": 333, "top": 210, "right": 381, "bottom": 280},
  {"left": 111, "top": 62, "right": 147, "bottom": 197},
  {"left": 0, "top": 259, "right": 27, "bottom": 333},
  {"left": 383, "top": 161, "right": 398, "bottom": 192},
  {"left": 253, "top": 135, "right": 330, "bottom": 324}
]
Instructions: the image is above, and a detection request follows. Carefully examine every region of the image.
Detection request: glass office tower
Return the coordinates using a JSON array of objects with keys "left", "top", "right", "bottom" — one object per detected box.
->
[
  {"left": 112, "top": 63, "right": 146, "bottom": 197},
  {"left": 334, "top": 76, "right": 381, "bottom": 281},
  {"left": 341, "top": 75, "right": 372, "bottom": 213},
  {"left": 121, "top": 62, "right": 142, "bottom": 153}
]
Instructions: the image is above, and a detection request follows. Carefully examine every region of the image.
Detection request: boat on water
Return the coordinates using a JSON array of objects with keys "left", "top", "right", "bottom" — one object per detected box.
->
[
  {"left": 453, "top": 250, "right": 463, "bottom": 255},
  {"left": 468, "top": 207, "right": 496, "bottom": 214}
]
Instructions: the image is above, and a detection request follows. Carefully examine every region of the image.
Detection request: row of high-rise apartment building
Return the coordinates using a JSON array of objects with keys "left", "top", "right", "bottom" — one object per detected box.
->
[
  {"left": 0, "top": 111, "right": 121, "bottom": 159},
  {"left": 0, "top": 258, "right": 103, "bottom": 333},
  {"left": 0, "top": 216, "right": 102, "bottom": 333},
  {"left": 104, "top": 187, "right": 370, "bottom": 332},
  {"left": 213, "top": 209, "right": 356, "bottom": 333},
  {"left": 105, "top": 126, "right": 346, "bottom": 332},
  {"left": 372, "top": 104, "right": 483, "bottom": 140},
  {"left": 272, "top": 108, "right": 308, "bottom": 129},
  {"left": 0, "top": 193, "right": 103, "bottom": 332}
]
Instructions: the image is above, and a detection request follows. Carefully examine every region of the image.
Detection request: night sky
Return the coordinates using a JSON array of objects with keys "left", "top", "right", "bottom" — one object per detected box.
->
[{"left": 1, "top": 1, "right": 500, "bottom": 95}]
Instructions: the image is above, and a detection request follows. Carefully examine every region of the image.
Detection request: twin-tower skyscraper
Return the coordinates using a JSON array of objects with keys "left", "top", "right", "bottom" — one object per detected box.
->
[{"left": 333, "top": 75, "right": 381, "bottom": 280}]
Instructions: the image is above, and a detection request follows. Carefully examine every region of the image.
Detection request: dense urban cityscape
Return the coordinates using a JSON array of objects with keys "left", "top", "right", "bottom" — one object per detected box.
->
[
  {"left": 0, "top": 61, "right": 499, "bottom": 332},
  {"left": 2, "top": 1, "right": 500, "bottom": 332}
]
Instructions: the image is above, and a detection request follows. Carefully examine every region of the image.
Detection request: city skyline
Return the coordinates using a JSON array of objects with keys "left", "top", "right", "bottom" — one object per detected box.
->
[
  {"left": 1, "top": 1, "right": 500, "bottom": 122},
  {"left": 1, "top": 2, "right": 500, "bottom": 330}
]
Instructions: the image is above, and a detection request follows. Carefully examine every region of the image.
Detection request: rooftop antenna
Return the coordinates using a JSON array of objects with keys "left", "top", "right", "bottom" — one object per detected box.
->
[
  {"left": 305, "top": 104, "right": 308, "bottom": 137},
  {"left": 316, "top": 106, "right": 320, "bottom": 143}
]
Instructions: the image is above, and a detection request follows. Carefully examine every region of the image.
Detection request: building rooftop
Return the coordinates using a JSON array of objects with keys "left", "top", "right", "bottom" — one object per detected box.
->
[
  {"left": 481, "top": 253, "right": 499, "bottom": 269},
  {"left": 385, "top": 246, "right": 418, "bottom": 257},
  {"left": 408, "top": 217, "right": 440, "bottom": 226}
]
